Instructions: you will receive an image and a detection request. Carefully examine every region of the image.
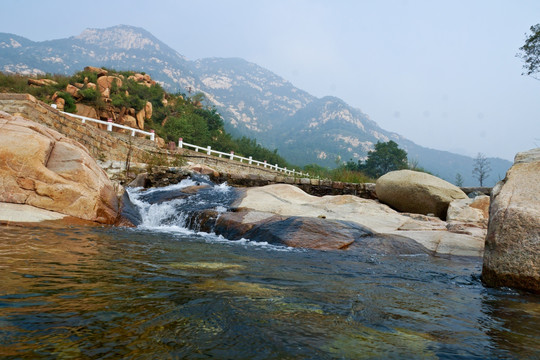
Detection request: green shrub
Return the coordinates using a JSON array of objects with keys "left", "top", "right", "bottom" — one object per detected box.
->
[
  {"left": 72, "top": 70, "right": 98, "bottom": 85},
  {"left": 56, "top": 91, "right": 76, "bottom": 113},
  {"left": 79, "top": 87, "right": 99, "bottom": 102},
  {"left": 303, "top": 163, "right": 373, "bottom": 183}
]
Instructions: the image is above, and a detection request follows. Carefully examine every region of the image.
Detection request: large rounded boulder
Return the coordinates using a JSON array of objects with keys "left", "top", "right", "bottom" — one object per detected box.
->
[
  {"left": 482, "top": 148, "right": 540, "bottom": 293},
  {"left": 376, "top": 170, "right": 468, "bottom": 219},
  {"left": 0, "top": 111, "right": 119, "bottom": 224}
]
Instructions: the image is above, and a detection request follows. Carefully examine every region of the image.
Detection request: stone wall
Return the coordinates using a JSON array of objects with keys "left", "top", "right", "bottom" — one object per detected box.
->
[{"left": 217, "top": 173, "right": 377, "bottom": 199}]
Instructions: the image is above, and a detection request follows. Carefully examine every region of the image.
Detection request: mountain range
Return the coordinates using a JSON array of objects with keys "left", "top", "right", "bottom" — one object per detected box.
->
[{"left": 0, "top": 25, "right": 511, "bottom": 186}]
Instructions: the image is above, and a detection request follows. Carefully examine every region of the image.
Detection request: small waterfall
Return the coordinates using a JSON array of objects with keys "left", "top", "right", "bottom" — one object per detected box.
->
[
  {"left": 124, "top": 175, "right": 235, "bottom": 233},
  {"left": 123, "top": 175, "right": 296, "bottom": 252}
]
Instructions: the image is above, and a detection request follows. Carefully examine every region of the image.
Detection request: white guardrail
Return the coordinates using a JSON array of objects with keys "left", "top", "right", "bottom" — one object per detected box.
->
[
  {"left": 178, "top": 138, "right": 308, "bottom": 177},
  {"left": 53, "top": 105, "right": 307, "bottom": 177},
  {"left": 55, "top": 107, "right": 155, "bottom": 140}
]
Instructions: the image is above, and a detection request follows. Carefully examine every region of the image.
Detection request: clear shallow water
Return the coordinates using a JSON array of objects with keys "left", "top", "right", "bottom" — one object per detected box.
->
[{"left": 1, "top": 181, "right": 539, "bottom": 359}]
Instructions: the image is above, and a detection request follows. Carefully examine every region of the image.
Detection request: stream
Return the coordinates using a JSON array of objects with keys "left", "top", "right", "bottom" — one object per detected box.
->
[{"left": 0, "top": 178, "right": 538, "bottom": 359}]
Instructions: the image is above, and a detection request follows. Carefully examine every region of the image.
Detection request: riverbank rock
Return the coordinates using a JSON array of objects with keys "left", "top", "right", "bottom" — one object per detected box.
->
[
  {"left": 0, "top": 111, "right": 119, "bottom": 224},
  {"left": 201, "top": 209, "right": 430, "bottom": 254},
  {"left": 447, "top": 195, "right": 490, "bottom": 225},
  {"left": 231, "top": 184, "right": 485, "bottom": 256},
  {"left": 482, "top": 148, "right": 540, "bottom": 293},
  {"left": 376, "top": 170, "right": 468, "bottom": 219}
]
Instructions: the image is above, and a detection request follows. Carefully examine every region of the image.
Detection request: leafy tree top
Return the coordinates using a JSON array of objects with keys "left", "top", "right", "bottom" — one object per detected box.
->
[
  {"left": 361, "top": 140, "right": 408, "bottom": 178},
  {"left": 518, "top": 24, "right": 540, "bottom": 78}
]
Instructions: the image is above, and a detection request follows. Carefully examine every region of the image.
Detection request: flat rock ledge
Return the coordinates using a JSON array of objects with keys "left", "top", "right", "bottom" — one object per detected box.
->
[{"left": 0, "top": 202, "right": 66, "bottom": 223}]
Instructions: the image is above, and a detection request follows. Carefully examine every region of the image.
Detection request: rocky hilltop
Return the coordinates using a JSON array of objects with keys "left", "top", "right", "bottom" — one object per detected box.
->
[{"left": 0, "top": 25, "right": 511, "bottom": 185}]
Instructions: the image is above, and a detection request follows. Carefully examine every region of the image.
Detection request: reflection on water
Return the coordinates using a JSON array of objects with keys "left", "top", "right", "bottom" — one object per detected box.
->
[{"left": 0, "top": 224, "right": 539, "bottom": 359}]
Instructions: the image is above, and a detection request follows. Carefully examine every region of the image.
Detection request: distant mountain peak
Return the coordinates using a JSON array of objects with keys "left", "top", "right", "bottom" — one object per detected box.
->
[
  {"left": 73, "top": 25, "right": 189, "bottom": 63},
  {"left": 0, "top": 33, "right": 33, "bottom": 48},
  {"left": 75, "top": 25, "right": 160, "bottom": 50}
]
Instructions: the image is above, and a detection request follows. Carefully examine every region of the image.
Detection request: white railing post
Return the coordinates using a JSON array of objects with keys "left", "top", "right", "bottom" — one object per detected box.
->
[
  {"left": 275, "top": 164, "right": 278, "bottom": 171},
  {"left": 230, "top": 151, "right": 234, "bottom": 160},
  {"left": 150, "top": 130, "right": 155, "bottom": 141},
  {"left": 107, "top": 119, "right": 113, "bottom": 132},
  {"left": 178, "top": 137, "right": 183, "bottom": 148},
  {"left": 264, "top": 160, "right": 267, "bottom": 168},
  {"left": 249, "top": 156, "right": 253, "bottom": 165},
  {"left": 207, "top": 146, "right": 211, "bottom": 155},
  {"left": 131, "top": 129, "right": 135, "bottom": 137}
]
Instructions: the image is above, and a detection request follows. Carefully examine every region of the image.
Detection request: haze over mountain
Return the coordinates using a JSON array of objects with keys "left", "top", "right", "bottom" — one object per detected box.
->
[{"left": 0, "top": 25, "right": 511, "bottom": 186}]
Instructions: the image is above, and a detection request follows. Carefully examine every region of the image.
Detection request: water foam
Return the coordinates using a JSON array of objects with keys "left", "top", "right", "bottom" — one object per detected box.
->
[{"left": 126, "top": 178, "right": 295, "bottom": 252}]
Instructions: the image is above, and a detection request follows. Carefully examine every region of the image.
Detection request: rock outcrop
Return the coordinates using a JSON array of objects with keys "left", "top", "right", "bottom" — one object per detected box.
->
[
  {"left": 136, "top": 109, "right": 145, "bottom": 129},
  {"left": 0, "top": 111, "right": 119, "bottom": 224},
  {"left": 376, "top": 170, "right": 468, "bottom": 219},
  {"left": 75, "top": 103, "right": 98, "bottom": 119},
  {"left": 21, "top": 69, "right": 166, "bottom": 147},
  {"left": 28, "top": 78, "right": 58, "bottom": 87},
  {"left": 65, "top": 84, "right": 81, "bottom": 99},
  {"left": 128, "top": 73, "right": 157, "bottom": 87},
  {"left": 54, "top": 97, "right": 65, "bottom": 111},
  {"left": 144, "top": 101, "right": 152, "bottom": 119},
  {"left": 84, "top": 66, "right": 108, "bottom": 76},
  {"left": 226, "top": 184, "right": 485, "bottom": 256},
  {"left": 121, "top": 114, "right": 137, "bottom": 128},
  {"left": 97, "top": 76, "right": 123, "bottom": 95},
  {"left": 482, "top": 148, "right": 540, "bottom": 293}
]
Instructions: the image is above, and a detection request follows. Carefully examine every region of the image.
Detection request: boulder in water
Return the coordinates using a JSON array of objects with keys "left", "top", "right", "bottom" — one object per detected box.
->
[
  {"left": 482, "top": 148, "right": 540, "bottom": 293},
  {"left": 209, "top": 209, "right": 430, "bottom": 254}
]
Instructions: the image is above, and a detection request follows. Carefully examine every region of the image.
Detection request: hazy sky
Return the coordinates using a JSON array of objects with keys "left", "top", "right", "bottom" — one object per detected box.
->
[{"left": 2, "top": 0, "right": 540, "bottom": 161}]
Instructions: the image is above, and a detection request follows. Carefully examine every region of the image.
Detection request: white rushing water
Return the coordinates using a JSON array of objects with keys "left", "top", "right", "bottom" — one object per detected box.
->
[
  {"left": 125, "top": 177, "right": 296, "bottom": 252},
  {"left": 127, "top": 179, "right": 198, "bottom": 232}
]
